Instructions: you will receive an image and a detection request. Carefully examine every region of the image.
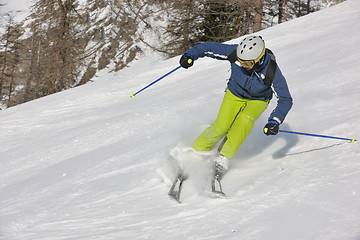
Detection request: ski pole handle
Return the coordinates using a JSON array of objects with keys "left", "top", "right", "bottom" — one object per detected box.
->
[
  {"left": 279, "top": 130, "right": 357, "bottom": 143},
  {"left": 131, "top": 65, "right": 181, "bottom": 98}
]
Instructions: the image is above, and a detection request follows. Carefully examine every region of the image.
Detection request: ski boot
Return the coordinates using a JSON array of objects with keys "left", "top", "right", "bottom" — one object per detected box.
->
[
  {"left": 211, "top": 154, "right": 229, "bottom": 196},
  {"left": 213, "top": 154, "right": 229, "bottom": 180}
]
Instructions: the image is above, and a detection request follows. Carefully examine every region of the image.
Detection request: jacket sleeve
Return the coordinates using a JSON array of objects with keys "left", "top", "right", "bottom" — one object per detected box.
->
[
  {"left": 184, "top": 42, "right": 237, "bottom": 61},
  {"left": 269, "top": 66, "right": 293, "bottom": 123}
]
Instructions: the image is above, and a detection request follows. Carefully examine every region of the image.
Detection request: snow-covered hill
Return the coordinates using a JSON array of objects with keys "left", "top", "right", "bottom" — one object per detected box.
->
[{"left": 1, "top": 0, "right": 360, "bottom": 239}]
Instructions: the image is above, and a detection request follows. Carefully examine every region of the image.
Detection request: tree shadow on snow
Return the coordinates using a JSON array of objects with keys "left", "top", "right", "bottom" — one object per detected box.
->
[
  {"left": 235, "top": 122, "right": 347, "bottom": 162},
  {"left": 272, "top": 124, "right": 300, "bottom": 159},
  {"left": 235, "top": 122, "right": 300, "bottom": 161},
  {"left": 282, "top": 142, "right": 345, "bottom": 156},
  {"left": 268, "top": 123, "right": 346, "bottom": 158}
]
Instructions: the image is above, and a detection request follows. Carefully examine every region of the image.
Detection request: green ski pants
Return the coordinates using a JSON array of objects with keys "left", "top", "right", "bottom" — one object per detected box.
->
[{"left": 192, "top": 89, "right": 269, "bottom": 159}]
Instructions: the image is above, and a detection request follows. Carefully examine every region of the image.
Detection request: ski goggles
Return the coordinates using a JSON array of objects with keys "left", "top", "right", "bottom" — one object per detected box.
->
[{"left": 238, "top": 59, "right": 256, "bottom": 68}]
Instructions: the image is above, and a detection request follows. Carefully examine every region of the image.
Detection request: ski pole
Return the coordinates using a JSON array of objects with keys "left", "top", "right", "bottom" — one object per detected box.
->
[
  {"left": 131, "top": 65, "right": 182, "bottom": 98},
  {"left": 279, "top": 130, "right": 357, "bottom": 143}
]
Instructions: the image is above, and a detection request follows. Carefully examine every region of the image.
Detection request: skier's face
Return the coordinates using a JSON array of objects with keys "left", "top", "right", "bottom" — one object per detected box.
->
[{"left": 243, "top": 65, "right": 254, "bottom": 70}]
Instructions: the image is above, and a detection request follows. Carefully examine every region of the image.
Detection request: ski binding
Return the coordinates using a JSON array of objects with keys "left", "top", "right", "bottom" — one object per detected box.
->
[
  {"left": 168, "top": 171, "right": 188, "bottom": 203},
  {"left": 211, "top": 177, "right": 226, "bottom": 197}
]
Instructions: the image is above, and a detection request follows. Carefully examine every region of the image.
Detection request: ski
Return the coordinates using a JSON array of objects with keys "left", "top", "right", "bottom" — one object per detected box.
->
[
  {"left": 168, "top": 171, "right": 188, "bottom": 203},
  {"left": 211, "top": 177, "right": 226, "bottom": 197}
]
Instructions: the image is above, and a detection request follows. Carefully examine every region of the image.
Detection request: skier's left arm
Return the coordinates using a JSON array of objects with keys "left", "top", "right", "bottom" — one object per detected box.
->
[{"left": 264, "top": 66, "right": 293, "bottom": 135}]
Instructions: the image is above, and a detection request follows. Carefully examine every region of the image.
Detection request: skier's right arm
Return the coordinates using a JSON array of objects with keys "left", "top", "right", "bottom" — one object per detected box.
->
[{"left": 180, "top": 42, "right": 236, "bottom": 69}]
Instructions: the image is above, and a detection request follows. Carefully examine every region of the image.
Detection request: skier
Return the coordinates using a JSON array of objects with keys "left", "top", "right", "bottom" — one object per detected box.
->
[{"left": 179, "top": 35, "right": 293, "bottom": 180}]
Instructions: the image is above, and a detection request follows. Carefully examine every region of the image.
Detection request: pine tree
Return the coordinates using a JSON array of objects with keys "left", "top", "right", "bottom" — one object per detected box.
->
[
  {"left": 26, "top": 0, "right": 88, "bottom": 96},
  {"left": 158, "top": 0, "right": 203, "bottom": 57},
  {"left": 198, "top": 0, "right": 242, "bottom": 42},
  {"left": 0, "top": 14, "right": 23, "bottom": 108}
]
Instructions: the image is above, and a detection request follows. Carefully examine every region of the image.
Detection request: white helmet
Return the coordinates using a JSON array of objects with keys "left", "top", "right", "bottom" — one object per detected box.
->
[{"left": 236, "top": 36, "right": 265, "bottom": 61}]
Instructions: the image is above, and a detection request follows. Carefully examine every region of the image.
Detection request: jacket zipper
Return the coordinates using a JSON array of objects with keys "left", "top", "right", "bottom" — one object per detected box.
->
[{"left": 242, "top": 72, "right": 254, "bottom": 96}]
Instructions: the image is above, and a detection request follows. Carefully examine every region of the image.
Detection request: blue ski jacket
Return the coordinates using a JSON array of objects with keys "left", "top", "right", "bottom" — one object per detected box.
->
[{"left": 184, "top": 42, "right": 293, "bottom": 123}]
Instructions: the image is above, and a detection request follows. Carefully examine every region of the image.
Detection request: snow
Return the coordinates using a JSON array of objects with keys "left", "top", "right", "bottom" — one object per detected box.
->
[
  {"left": 0, "top": 0, "right": 32, "bottom": 23},
  {"left": 1, "top": 0, "right": 360, "bottom": 239}
]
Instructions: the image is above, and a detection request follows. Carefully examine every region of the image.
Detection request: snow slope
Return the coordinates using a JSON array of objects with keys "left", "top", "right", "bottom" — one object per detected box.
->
[
  {"left": 1, "top": 0, "right": 360, "bottom": 239},
  {"left": 0, "top": 0, "right": 31, "bottom": 27}
]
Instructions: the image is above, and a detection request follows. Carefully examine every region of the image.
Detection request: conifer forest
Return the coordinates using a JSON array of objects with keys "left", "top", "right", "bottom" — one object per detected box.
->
[{"left": 0, "top": 0, "right": 344, "bottom": 108}]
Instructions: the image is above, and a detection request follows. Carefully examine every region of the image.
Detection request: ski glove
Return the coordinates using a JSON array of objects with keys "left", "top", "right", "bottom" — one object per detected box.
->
[
  {"left": 264, "top": 119, "right": 280, "bottom": 135},
  {"left": 180, "top": 54, "right": 193, "bottom": 69}
]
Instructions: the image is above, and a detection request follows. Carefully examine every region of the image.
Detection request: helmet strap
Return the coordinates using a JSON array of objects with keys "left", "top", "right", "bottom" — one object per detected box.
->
[
  {"left": 251, "top": 56, "right": 265, "bottom": 72},
  {"left": 259, "top": 56, "right": 265, "bottom": 65}
]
